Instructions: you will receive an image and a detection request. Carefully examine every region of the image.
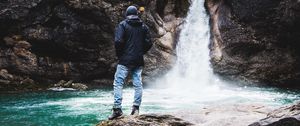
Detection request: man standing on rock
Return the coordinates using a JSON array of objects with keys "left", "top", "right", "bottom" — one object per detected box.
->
[{"left": 108, "top": 5, "right": 152, "bottom": 120}]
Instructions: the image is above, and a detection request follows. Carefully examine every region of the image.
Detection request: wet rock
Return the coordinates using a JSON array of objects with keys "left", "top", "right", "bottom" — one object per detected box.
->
[
  {"left": 0, "top": 69, "right": 38, "bottom": 92},
  {"left": 205, "top": 0, "right": 300, "bottom": 87},
  {"left": 173, "top": 104, "right": 272, "bottom": 126},
  {"left": 158, "top": 32, "right": 174, "bottom": 51},
  {"left": 0, "top": 0, "right": 190, "bottom": 91},
  {"left": 249, "top": 102, "right": 300, "bottom": 126},
  {"left": 54, "top": 80, "right": 67, "bottom": 87},
  {"left": 51, "top": 80, "right": 88, "bottom": 90},
  {"left": 71, "top": 83, "right": 88, "bottom": 90},
  {"left": 97, "top": 114, "right": 193, "bottom": 126}
]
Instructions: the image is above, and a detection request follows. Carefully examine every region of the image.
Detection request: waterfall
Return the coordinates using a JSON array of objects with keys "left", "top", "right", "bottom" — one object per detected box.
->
[
  {"left": 149, "top": 0, "right": 292, "bottom": 107},
  {"left": 159, "top": 0, "right": 220, "bottom": 92}
]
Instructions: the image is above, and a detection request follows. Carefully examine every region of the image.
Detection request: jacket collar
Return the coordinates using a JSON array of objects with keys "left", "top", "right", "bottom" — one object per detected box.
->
[{"left": 126, "top": 15, "right": 139, "bottom": 20}]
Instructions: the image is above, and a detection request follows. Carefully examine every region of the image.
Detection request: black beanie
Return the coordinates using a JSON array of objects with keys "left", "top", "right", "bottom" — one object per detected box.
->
[{"left": 126, "top": 6, "right": 138, "bottom": 16}]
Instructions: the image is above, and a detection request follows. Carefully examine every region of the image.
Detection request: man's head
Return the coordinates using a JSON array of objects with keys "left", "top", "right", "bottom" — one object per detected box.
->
[{"left": 126, "top": 6, "right": 138, "bottom": 16}]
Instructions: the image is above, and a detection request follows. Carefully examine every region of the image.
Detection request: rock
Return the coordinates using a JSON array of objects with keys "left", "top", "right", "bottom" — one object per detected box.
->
[
  {"left": 0, "top": 0, "right": 190, "bottom": 91},
  {"left": 97, "top": 114, "right": 193, "bottom": 126},
  {"left": 158, "top": 32, "right": 174, "bottom": 51},
  {"left": 51, "top": 80, "right": 88, "bottom": 90},
  {"left": 15, "top": 41, "right": 32, "bottom": 49},
  {"left": 0, "top": 79, "right": 10, "bottom": 85},
  {"left": 3, "top": 36, "right": 31, "bottom": 48},
  {"left": 71, "top": 83, "right": 88, "bottom": 90},
  {"left": 249, "top": 102, "right": 300, "bottom": 126},
  {"left": 63, "top": 80, "right": 73, "bottom": 87},
  {"left": 0, "top": 69, "right": 38, "bottom": 92},
  {"left": 172, "top": 104, "right": 272, "bottom": 126},
  {"left": 3, "top": 37, "right": 17, "bottom": 46},
  {"left": 54, "top": 80, "right": 67, "bottom": 87},
  {"left": 205, "top": 0, "right": 300, "bottom": 87},
  {"left": 0, "top": 69, "right": 14, "bottom": 80},
  {"left": 20, "top": 78, "right": 35, "bottom": 85}
]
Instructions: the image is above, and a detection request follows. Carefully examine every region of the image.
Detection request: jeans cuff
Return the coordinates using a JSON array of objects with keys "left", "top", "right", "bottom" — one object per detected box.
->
[
  {"left": 133, "top": 103, "right": 140, "bottom": 107},
  {"left": 113, "top": 105, "right": 122, "bottom": 109}
]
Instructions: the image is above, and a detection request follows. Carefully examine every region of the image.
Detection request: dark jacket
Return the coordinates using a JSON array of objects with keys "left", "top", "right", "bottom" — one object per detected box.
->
[{"left": 114, "top": 15, "right": 152, "bottom": 67}]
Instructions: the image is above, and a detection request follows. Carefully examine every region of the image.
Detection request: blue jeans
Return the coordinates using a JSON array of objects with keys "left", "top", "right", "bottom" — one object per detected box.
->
[{"left": 113, "top": 64, "right": 143, "bottom": 109}]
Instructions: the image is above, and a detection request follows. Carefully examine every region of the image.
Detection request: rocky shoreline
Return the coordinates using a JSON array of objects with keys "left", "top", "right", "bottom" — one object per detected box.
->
[{"left": 98, "top": 102, "right": 300, "bottom": 126}]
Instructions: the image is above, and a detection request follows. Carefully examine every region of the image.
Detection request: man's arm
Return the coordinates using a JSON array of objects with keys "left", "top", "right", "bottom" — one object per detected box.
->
[
  {"left": 114, "top": 22, "right": 125, "bottom": 59},
  {"left": 143, "top": 25, "right": 153, "bottom": 54}
]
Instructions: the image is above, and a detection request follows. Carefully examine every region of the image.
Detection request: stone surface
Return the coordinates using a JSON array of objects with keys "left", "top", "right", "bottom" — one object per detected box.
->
[
  {"left": 97, "top": 114, "right": 193, "bottom": 126},
  {"left": 0, "top": 0, "right": 190, "bottom": 91},
  {"left": 249, "top": 102, "right": 300, "bottom": 126},
  {"left": 205, "top": 0, "right": 300, "bottom": 87},
  {"left": 173, "top": 104, "right": 272, "bottom": 126},
  {"left": 50, "top": 80, "right": 88, "bottom": 90},
  {"left": 97, "top": 104, "right": 278, "bottom": 126}
]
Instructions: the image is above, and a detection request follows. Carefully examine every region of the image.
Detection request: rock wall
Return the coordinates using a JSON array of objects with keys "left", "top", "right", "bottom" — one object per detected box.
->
[
  {"left": 205, "top": 0, "right": 300, "bottom": 87},
  {"left": 0, "top": 0, "right": 190, "bottom": 91}
]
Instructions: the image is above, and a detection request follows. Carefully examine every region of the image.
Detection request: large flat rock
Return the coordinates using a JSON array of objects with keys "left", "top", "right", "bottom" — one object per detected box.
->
[
  {"left": 172, "top": 104, "right": 272, "bottom": 126},
  {"left": 97, "top": 114, "right": 193, "bottom": 126}
]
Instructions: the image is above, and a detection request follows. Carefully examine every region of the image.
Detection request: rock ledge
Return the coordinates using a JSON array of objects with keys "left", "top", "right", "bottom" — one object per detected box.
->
[
  {"left": 97, "top": 114, "right": 193, "bottom": 126},
  {"left": 250, "top": 102, "right": 300, "bottom": 126}
]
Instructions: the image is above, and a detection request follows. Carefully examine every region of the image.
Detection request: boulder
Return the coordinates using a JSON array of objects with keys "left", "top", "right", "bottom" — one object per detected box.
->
[
  {"left": 51, "top": 80, "right": 88, "bottom": 90},
  {"left": 97, "top": 114, "right": 193, "bottom": 126},
  {"left": 249, "top": 102, "right": 300, "bottom": 126}
]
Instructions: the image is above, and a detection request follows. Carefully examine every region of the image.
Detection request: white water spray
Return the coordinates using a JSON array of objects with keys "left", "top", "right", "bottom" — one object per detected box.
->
[{"left": 160, "top": 0, "right": 221, "bottom": 93}]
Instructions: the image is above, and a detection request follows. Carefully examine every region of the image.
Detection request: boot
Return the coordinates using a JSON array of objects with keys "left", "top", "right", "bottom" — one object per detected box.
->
[
  {"left": 130, "top": 105, "right": 139, "bottom": 116},
  {"left": 108, "top": 108, "right": 123, "bottom": 120}
]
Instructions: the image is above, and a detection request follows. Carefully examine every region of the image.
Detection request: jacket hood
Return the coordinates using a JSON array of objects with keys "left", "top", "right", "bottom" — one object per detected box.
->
[{"left": 126, "top": 15, "right": 143, "bottom": 26}]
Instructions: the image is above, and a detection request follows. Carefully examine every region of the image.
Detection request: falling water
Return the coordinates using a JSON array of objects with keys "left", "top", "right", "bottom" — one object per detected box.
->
[
  {"left": 153, "top": 0, "right": 296, "bottom": 104},
  {"left": 160, "top": 0, "right": 219, "bottom": 92}
]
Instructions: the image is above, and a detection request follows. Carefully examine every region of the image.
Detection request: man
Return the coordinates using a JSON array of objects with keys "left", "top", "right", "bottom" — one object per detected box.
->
[{"left": 108, "top": 5, "right": 152, "bottom": 120}]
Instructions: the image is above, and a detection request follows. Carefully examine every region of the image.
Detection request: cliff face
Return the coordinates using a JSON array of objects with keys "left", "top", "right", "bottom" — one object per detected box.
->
[
  {"left": 0, "top": 0, "right": 190, "bottom": 91},
  {"left": 206, "top": 0, "right": 300, "bottom": 87}
]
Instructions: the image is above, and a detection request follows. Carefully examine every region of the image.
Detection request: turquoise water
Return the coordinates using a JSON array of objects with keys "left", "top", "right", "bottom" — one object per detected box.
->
[{"left": 0, "top": 86, "right": 300, "bottom": 126}]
